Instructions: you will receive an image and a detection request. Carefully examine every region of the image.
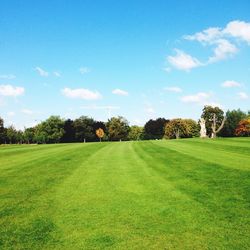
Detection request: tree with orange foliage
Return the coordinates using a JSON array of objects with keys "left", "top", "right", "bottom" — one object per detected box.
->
[
  {"left": 235, "top": 119, "right": 250, "bottom": 137},
  {"left": 96, "top": 128, "right": 105, "bottom": 142}
]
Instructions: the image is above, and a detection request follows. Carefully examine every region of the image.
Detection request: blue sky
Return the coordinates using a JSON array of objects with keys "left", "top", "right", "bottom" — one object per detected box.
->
[{"left": 0, "top": 0, "right": 249, "bottom": 129}]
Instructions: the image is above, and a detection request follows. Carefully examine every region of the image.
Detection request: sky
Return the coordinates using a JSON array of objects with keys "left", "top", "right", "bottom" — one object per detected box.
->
[{"left": 0, "top": 0, "right": 250, "bottom": 129}]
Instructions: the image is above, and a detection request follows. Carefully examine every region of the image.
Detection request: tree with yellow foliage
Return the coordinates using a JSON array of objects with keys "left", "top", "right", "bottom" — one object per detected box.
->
[{"left": 96, "top": 128, "right": 105, "bottom": 142}]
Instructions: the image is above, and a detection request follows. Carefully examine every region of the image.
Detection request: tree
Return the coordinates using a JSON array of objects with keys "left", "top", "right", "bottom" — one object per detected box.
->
[
  {"left": 164, "top": 119, "right": 187, "bottom": 139},
  {"left": 128, "top": 126, "right": 144, "bottom": 141},
  {"left": 235, "top": 119, "right": 250, "bottom": 137},
  {"left": 96, "top": 128, "right": 105, "bottom": 142},
  {"left": 0, "top": 117, "right": 4, "bottom": 144},
  {"left": 219, "top": 109, "right": 247, "bottom": 137},
  {"left": 184, "top": 119, "right": 200, "bottom": 138},
  {"left": 61, "top": 119, "right": 75, "bottom": 143},
  {"left": 73, "top": 116, "right": 95, "bottom": 142},
  {"left": 164, "top": 119, "right": 199, "bottom": 139},
  {"left": 6, "top": 125, "right": 17, "bottom": 144},
  {"left": 144, "top": 118, "right": 169, "bottom": 139},
  {"left": 16, "top": 130, "right": 24, "bottom": 144},
  {"left": 201, "top": 106, "right": 226, "bottom": 138},
  {"left": 106, "top": 116, "right": 129, "bottom": 141},
  {"left": 93, "top": 121, "right": 106, "bottom": 141},
  {"left": 23, "top": 127, "right": 35, "bottom": 144},
  {"left": 34, "top": 116, "right": 64, "bottom": 143}
]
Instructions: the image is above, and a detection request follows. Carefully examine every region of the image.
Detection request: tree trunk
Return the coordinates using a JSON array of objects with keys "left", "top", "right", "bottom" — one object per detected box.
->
[{"left": 211, "top": 115, "right": 226, "bottom": 138}]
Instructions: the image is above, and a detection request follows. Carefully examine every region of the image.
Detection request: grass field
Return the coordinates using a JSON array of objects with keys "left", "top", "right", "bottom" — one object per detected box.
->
[{"left": 0, "top": 138, "right": 249, "bottom": 249}]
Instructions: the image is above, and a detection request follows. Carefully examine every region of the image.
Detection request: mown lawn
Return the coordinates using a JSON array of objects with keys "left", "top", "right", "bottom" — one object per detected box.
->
[{"left": 0, "top": 138, "right": 249, "bottom": 249}]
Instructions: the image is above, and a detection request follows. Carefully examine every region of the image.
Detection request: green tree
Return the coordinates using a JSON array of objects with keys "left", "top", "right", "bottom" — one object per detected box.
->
[
  {"left": 34, "top": 116, "right": 64, "bottom": 143},
  {"left": 0, "top": 116, "right": 4, "bottom": 144},
  {"left": 144, "top": 118, "right": 169, "bottom": 139},
  {"left": 128, "top": 126, "right": 144, "bottom": 141},
  {"left": 23, "top": 127, "right": 35, "bottom": 144},
  {"left": 61, "top": 119, "right": 75, "bottom": 143},
  {"left": 219, "top": 109, "right": 247, "bottom": 137},
  {"left": 73, "top": 116, "right": 95, "bottom": 142},
  {"left": 201, "top": 106, "right": 226, "bottom": 138},
  {"left": 106, "top": 116, "right": 129, "bottom": 141},
  {"left": 164, "top": 119, "right": 188, "bottom": 139},
  {"left": 184, "top": 119, "right": 200, "bottom": 138},
  {"left": 6, "top": 125, "right": 17, "bottom": 144}
]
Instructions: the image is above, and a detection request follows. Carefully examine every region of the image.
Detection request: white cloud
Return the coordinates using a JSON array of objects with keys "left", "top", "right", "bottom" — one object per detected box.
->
[
  {"left": 145, "top": 107, "right": 155, "bottom": 114},
  {"left": 35, "top": 67, "right": 49, "bottom": 77},
  {"left": 7, "top": 111, "right": 15, "bottom": 117},
  {"left": 112, "top": 88, "right": 128, "bottom": 96},
  {"left": 224, "top": 20, "right": 250, "bottom": 44},
  {"left": 184, "top": 27, "right": 222, "bottom": 43},
  {"left": 222, "top": 80, "right": 241, "bottom": 88},
  {"left": 164, "top": 86, "right": 182, "bottom": 93},
  {"left": 0, "top": 74, "right": 16, "bottom": 79},
  {"left": 21, "top": 109, "right": 34, "bottom": 115},
  {"left": 238, "top": 92, "right": 248, "bottom": 99},
  {"left": 53, "top": 71, "right": 61, "bottom": 77},
  {"left": 79, "top": 67, "right": 90, "bottom": 74},
  {"left": 208, "top": 39, "right": 238, "bottom": 63},
  {"left": 62, "top": 87, "right": 102, "bottom": 100},
  {"left": 181, "top": 20, "right": 250, "bottom": 67},
  {"left": 181, "top": 92, "right": 211, "bottom": 104},
  {"left": 163, "top": 67, "right": 171, "bottom": 73},
  {"left": 167, "top": 49, "right": 202, "bottom": 71},
  {"left": 0, "top": 84, "right": 25, "bottom": 97}
]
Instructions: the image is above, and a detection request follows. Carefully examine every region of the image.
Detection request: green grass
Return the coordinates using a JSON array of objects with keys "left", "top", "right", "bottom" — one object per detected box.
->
[{"left": 0, "top": 138, "right": 249, "bottom": 249}]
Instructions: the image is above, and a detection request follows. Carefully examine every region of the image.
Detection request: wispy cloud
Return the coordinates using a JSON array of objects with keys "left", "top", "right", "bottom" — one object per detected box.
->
[
  {"left": 7, "top": 111, "right": 15, "bottom": 117},
  {"left": 35, "top": 67, "right": 49, "bottom": 77},
  {"left": 181, "top": 92, "right": 211, "bottom": 104},
  {"left": 0, "top": 84, "right": 25, "bottom": 97},
  {"left": 21, "top": 109, "right": 34, "bottom": 115},
  {"left": 81, "top": 105, "right": 120, "bottom": 110},
  {"left": 184, "top": 27, "right": 222, "bottom": 43},
  {"left": 53, "top": 71, "right": 61, "bottom": 77},
  {"left": 164, "top": 86, "right": 182, "bottom": 93},
  {"left": 222, "top": 80, "right": 241, "bottom": 88},
  {"left": 145, "top": 107, "right": 155, "bottom": 114},
  {"left": 112, "top": 88, "right": 129, "bottom": 96},
  {"left": 62, "top": 87, "right": 102, "bottom": 100},
  {"left": 168, "top": 20, "right": 250, "bottom": 71},
  {"left": 238, "top": 92, "right": 248, "bottom": 99},
  {"left": 0, "top": 74, "right": 16, "bottom": 79},
  {"left": 208, "top": 39, "right": 238, "bottom": 63},
  {"left": 167, "top": 49, "right": 203, "bottom": 71},
  {"left": 79, "top": 67, "right": 91, "bottom": 74}
]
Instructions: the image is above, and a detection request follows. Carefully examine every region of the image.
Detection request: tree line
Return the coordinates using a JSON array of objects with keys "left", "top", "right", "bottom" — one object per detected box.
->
[{"left": 0, "top": 106, "right": 249, "bottom": 144}]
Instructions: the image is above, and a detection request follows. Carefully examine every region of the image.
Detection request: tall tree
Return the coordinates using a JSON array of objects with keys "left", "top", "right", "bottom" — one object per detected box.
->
[
  {"left": 61, "top": 119, "right": 75, "bottom": 143},
  {"left": 23, "top": 127, "right": 35, "bottom": 144},
  {"left": 6, "top": 125, "right": 17, "bottom": 144},
  {"left": 34, "top": 116, "right": 64, "bottom": 143},
  {"left": 144, "top": 118, "right": 169, "bottom": 139},
  {"left": 106, "top": 116, "right": 129, "bottom": 141},
  {"left": 128, "top": 126, "right": 144, "bottom": 141},
  {"left": 0, "top": 117, "right": 4, "bottom": 144},
  {"left": 73, "top": 116, "right": 95, "bottom": 142},
  {"left": 219, "top": 109, "right": 247, "bottom": 137},
  {"left": 201, "top": 106, "right": 225, "bottom": 138}
]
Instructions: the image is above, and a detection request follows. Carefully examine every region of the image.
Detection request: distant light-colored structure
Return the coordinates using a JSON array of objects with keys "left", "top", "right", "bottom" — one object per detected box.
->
[{"left": 199, "top": 118, "right": 207, "bottom": 138}]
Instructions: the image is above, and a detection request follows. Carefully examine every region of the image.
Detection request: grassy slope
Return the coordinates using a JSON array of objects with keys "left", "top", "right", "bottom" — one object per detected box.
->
[{"left": 0, "top": 138, "right": 249, "bottom": 249}]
